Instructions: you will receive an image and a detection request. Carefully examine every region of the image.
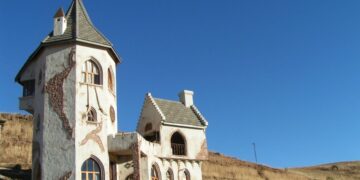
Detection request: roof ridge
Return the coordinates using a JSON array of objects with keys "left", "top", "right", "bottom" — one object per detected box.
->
[
  {"left": 154, "top": 98, "right": 181, "bottom": 104},
  {"left": 148, "top": 94, "right": 166, "bottom": 120},
  {"left": 190, "top": 105, "right": 208, "bottom": 126},
  {"left": 76, "top": 0, "right": 113, "bottom": 46}
]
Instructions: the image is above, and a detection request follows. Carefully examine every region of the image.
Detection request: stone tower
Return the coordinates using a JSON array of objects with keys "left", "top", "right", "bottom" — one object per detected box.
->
[{"left": 15, "top": 0, "right": 120, "bottom": 179}]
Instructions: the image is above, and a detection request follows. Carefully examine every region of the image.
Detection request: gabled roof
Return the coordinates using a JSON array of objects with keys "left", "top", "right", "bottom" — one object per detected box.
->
[
  {"left": 15, "top": 0, "right": 120, "bottom": 83},
  {"left": 142, "top": 93, "right": 208, "bottom": 128},
  {"left": 43, "top": 0, "right": 112, "bottom": 46}
]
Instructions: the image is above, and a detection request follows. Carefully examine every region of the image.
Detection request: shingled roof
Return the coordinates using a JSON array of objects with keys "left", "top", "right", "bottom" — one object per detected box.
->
[
  {"left": 43, "top": 0, "right": 112, "bottom": 46},
  {"left": 153, "top": 97, "right": 208, "bottom": 127},
  {"left": 15, "top": 0, "right": 120, "bottom": 82}
]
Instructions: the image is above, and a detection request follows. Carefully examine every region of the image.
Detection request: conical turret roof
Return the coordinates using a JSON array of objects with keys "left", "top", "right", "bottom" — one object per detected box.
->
[
  {"left": 43, "top": 0, "right": 112, "bottom": 47},
  {"left": 15, "top": 0, "right": 120, "bottom": 83}
]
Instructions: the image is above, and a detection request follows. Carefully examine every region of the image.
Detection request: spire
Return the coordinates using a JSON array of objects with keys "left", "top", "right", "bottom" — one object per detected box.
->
[
  {"left": 15, "top": 0, "right": 120, "bottom": 83},
  {"left": 54, "top": 8, "right": 65, "bottom": 18},
  {"left": 43, "top": 0, "right": 113, "bottom": 47}
]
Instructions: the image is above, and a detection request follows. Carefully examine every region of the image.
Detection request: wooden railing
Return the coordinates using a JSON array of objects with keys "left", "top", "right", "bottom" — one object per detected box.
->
[{"left": 171, "top": 143, "right": 185, "bottom": 155}]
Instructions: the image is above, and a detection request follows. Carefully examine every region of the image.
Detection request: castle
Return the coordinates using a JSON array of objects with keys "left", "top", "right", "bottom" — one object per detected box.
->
[{"left": 15, "top": 0, "right": 208, "bottom": 179}]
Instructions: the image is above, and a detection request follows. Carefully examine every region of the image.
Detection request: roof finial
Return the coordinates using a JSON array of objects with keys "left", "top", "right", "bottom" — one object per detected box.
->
[{"left": 54, "top": 7, "right": 65, "bottom": 18}]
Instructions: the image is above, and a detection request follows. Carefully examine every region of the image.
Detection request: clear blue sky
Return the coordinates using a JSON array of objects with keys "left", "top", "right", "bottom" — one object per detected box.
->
[{"left": 1, "top": 0, "right": 359, "bottom": 168}]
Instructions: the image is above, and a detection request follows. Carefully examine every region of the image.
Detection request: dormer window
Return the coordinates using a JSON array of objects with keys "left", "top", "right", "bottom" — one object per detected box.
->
[
  {"left": 22, "top": 80, "right": 35, "bottom": 97},
  {"left": 82, "top": 60, "right": 101, "bottom": 85}
]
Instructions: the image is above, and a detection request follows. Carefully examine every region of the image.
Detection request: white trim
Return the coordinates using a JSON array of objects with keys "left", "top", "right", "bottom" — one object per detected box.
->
[
  {"left": 162, "top": 122, "right": 205, "bottom": 130},
  {"left": 147, "top": 93, "right": 166, "bottom": 120}
]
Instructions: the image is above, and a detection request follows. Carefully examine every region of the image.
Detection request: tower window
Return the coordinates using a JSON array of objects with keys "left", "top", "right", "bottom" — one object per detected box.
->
[
  {"left": 81, "top": 157, "right": 103, "bottom": 180},
  {"left": 87, "top": 107, "right": 97, "bottom": 122},
  {"left": 171, "top": 132, "right": 186, "bottom": 155},
  {"left": 22, "top": 80, "right": 35, "bottom": 97},
  {"left": 82, "top": 60, "right": 101, "bottom": 85},
  {"left": 108, "top": 68, "right": 114, "bottom": 92}
]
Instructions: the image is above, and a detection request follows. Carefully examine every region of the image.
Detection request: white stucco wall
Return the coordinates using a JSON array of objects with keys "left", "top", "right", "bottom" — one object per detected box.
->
[
  {"left": 136, "top": 95, "right": 163, "bottom": 136},
  {"left": 160, "top": 125, "right": 207, "bottom": 160},
  {"left": 19, "top": 43, "right": 119, "bottom": 179},
  {"left": 74, "top": 44, "right": 118, "bottom": 180}
]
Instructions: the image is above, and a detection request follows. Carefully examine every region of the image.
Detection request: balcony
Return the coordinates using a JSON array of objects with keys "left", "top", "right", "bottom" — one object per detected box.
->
[
  {"left": 19, "top": 96, "right": 34, "bottom": 113},
  {"left": 171, "top": 143, "right": 186, "bottom": 156}
]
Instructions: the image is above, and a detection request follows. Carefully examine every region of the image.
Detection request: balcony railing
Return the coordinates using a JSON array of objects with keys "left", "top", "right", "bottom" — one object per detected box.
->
[
  {"left": 171, "top": 143, "right": 185, "bottom": 155},
  {"left": 19, "top": 96, "right": 34, "bottom": 113}
]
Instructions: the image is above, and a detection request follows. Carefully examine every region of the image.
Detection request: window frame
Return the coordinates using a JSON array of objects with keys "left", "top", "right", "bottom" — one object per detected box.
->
[
  {"left": 87, "top": 107, "right": 97, "bottom": 122},
  {"left": 170, "top": 131, "right": 187, "bottom": 156},
  {"left": 81, "top": 60, "right": 102, "bottom": 85},
  {"left": 81, "top": 156, "right": 104, "bottom": 180},
  {"left": 22, "top": 80, "right": 35, "bottom": 97}
]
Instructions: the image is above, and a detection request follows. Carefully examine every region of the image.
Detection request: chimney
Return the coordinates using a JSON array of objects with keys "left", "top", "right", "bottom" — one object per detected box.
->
[
  {"left": 53, "top": 8, "right": 67, "bottom": 36},
  {"left": 178, "top": 90, "right": 194, "bottom": 108}
]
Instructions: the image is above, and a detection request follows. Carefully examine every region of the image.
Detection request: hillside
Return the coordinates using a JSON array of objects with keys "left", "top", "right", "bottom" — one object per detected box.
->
[
  {"left": 0, "top": 113, "right": 359, "bottom": 179},
  {"left": 202, "top": 152, "right": 360, "bottom": 180}
]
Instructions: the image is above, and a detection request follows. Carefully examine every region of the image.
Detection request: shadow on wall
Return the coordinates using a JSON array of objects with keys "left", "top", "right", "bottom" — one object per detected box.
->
[{"left": 0, "top": 164, "right": 31, "bottom": 179}]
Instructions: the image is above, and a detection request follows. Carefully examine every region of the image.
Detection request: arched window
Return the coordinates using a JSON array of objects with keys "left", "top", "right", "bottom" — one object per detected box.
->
[
  {"left": 145, "top": 123, "right": 152, "bottom": 132},
  {"left": 171, "top": 132, "right": 186, "bottom": 155},
  {"left": 151, "top": 164, "right": 160, "bottom": 180},
  {"left": 87, "top": 107, "right": 97, "bottom": 122},
  {"left": 81, "top": 157, "right": 102, "bottom": 180},
  {"left": 108, "top": 68, "right": 114, "bottom": 92},
  {"left": 125, "top": 174, "right": 133, "bottom": 180},
  {"left": 82, "top": 60, "right": 101, "bottom": 85},
  {"left": 166, "top": 168, "right": 174, "bottom": 180}
]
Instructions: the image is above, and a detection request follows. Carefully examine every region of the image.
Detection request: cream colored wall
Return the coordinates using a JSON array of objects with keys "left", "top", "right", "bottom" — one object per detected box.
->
[
  {"left": 144, "top": 154, "right": 203, "bottom": 180},
  {"left": 160, "top": 125, "right": 207, "bottom": 160},
  {"left": 74, "top": 44, "right": 118, "bottom": 180},
  {"left": 136, "top": 95, "right": 163, "bottom": 136},
  {"left": 19, "top": 43, "right": 119, "bottom": 179}
]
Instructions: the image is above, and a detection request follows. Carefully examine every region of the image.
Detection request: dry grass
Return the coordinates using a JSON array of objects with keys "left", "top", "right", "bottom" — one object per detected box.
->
[
  {"left": 202, "top": 152, "right": 360, "bottom": 180},
  {"left": 0, "top": 113, "right": 33, "bottom": 169},
  {"left": 289, "top": 161, "right": 360, "bottom": 180}
]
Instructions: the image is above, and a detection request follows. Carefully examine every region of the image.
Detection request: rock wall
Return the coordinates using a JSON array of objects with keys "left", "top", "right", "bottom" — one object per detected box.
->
[{"left": 0, "top": 113, "right": 33, "bottom": 169}]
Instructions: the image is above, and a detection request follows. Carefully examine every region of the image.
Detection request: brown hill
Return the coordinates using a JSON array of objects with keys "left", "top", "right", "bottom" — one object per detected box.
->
[
  {"left": 0, "top": 113, "right": 359, "bottom": 179},
  {"left": 202, "top": 152, "right": 360, "bottom": 180}
]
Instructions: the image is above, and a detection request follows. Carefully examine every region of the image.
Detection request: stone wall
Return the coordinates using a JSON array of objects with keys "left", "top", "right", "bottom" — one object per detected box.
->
[{"left": 0, "top": 113, "right": 33, "bottom": 169}]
